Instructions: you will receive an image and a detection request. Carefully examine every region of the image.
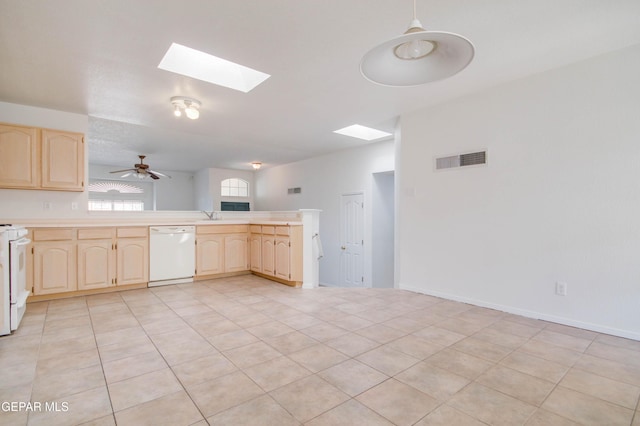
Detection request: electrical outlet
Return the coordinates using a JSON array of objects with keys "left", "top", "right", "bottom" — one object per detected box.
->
[
  {"left": 71, "top": 202, "right": 78, "bottom": 210},
  {"left": 43, "top": 202, "right": 52, "bottom": 210},
  {"left": 555, "top": 281, "right": 567, "bottom": 296}
]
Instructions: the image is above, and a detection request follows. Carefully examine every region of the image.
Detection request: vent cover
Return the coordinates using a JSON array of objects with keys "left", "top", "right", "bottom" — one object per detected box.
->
[
  {"left": 288, "top": 187, "right": 302, "bottom": 195},
  {"left": 436, "top": 150, "right": 487, "bottom": 170}
]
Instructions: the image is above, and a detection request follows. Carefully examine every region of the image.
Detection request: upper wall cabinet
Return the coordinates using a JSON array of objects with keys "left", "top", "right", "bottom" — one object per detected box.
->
[
  {"left": 0, "top": 123, "right": 84, "bottom": 192},
  {"left": 0, "top": 124, "right": 39, "bottom": 188},
  {"left": 41, "top": 129, "right": 84, "bottom": 190}
]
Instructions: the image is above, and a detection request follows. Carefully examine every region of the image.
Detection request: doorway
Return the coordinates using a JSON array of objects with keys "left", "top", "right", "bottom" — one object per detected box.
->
[
  {"left": 339, "top": 192, "right": 364, "bottom": 287},
  {"left": 372, "top": 171, "right": 395, "bottom": 288}
]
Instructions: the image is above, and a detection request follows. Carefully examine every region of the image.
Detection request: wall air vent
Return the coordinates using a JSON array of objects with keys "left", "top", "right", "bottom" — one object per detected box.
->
[
  {"left": 287, "top": 187, "right": 302, "bottom": 195},
  {"left": 435, "top": 150, "right": 487, "bottom": 171}
]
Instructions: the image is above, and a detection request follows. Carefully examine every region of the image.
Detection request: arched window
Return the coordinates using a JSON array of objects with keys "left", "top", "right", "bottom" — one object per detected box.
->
[
  {"left": 221, "top": 178, "right": 249, "bottom": 197},
  {"left": 87, "top": 180, "right": 148, "bottom": 211}
]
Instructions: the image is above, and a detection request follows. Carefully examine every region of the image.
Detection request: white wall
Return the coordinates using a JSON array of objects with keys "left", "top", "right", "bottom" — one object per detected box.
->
[
  {"left": 372, "top": 171, "right": 395, "bottom": 288},
  {"left": 0, "top": 102, "right": 89, "bottom": 219},
  {"left": 398, "top": 44, "right": 640, "bottom": 339},
  {"left": 254, "top": 140, "right": 395, "bottom": 287},
  {"left": 194, "top": 168, "right": 256, "bottom": 212}
]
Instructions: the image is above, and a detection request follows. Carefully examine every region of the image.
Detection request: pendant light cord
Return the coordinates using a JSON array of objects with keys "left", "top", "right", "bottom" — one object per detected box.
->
[{"left": 413, "top": 0, "right": 417, "bottom": 20}]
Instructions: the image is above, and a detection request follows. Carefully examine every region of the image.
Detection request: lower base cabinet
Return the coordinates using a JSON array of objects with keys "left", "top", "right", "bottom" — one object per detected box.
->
[
  {"left": 33, "top": 241, "right": 77, "bottom": 295},
  {"left": 196, "top": 234, "right": 224, "bottom": 276},
  {"left": 78, "top": 240, "right": 115, "bottom": 291},
  {"left": 195, "top": 225, "right": 249, "bottom": 277},
  {"left": 250, "top": 225, "right": 302, "bottom": 285},
  {"left": 30, "top": 227, "right": 148, "bottom": 296},
  {"left": 28, "top": 222, "right": 303, "bottom": 298},
  {"left": 249, "top": 232, "right": 262, "bottom": 272},
  {"left": 224, "top": 235, "right": 249, "bottom": 272},
  {"left": 117, "top": 237, "right": 149, "bottom": 286}
]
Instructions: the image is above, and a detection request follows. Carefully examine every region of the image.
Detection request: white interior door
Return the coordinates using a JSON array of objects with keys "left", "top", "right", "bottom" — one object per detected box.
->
[{"left": 340, "top": 192, "right": 364, "bottom": 287}]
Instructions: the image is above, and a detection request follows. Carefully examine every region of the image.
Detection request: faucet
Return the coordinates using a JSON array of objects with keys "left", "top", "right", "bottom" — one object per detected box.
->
[{"left": 202, "top": 210, "right": 218, "bottom": 220}]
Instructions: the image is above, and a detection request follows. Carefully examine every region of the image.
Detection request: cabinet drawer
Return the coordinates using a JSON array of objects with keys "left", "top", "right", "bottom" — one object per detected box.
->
[
  {"left": 197, "top": 225, "right": 249, "bottom": 234},
  {"left": 250, "top": 225, "right": 262, "bottom": 234},
  {"left": 275, "top": 226, "right": 290, "bottom": 236},
  {"left": 78, "top": 228, "right": 114, "bottom": 240},
  {"left": 261, "top": 226, "right": 275, "bottom": 235},
  {"left": 32, "top": 228, "right": 75, "bottom": 241},
  {"left": 116, "top": 227, "right": 148, "bottom": 238}
]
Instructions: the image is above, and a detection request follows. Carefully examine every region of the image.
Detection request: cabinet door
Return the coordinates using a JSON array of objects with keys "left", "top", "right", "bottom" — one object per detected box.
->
[
  {"left": 117, "top": 238, "right": 148, "bottom": 285},
  {"left": 196, "top": 235, "right": 224, "bottom": 276},
  {"left": 78, "top": 240, "right": 115, "bottom": 290},
  {"left": 0, "top": 124, "right": 39, "bottom": 188},
  {"left": 41, "top": 129, "right": 84, "bottom": 191},
  {"left": 224, "top": 235, "right": 249, "bottom": 273},
  {"left": 249, "top": 234, "right": 262, "bottom": 272},
  {"left": 274, "top": 236, "right": 291, "bottom": 281},
  {"left": 33, "top": 242, "right": 77, "bottom": 295},
  {"left": 261, "top": 236, "right": 275, "bottom": 276}
]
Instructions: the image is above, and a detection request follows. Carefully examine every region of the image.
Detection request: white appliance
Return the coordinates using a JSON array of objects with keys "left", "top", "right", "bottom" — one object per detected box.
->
[
  {"left": 0, "top": 225, "right": 31, "bottom": 336},
  {"left": 149, "top": 226, "right": 196, "bottom": 287}
]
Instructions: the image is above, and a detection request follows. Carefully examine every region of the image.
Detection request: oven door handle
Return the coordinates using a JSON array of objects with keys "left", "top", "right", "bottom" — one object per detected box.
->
[{"left": 13, "top": 237, "right": 31, "bottom": 246}]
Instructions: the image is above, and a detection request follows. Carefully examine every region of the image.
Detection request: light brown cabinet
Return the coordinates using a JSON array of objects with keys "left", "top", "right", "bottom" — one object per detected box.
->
[
  {"left": 195, "top": 225, "right": 249, "bottom": 278},
  {"left": 224, "top": 235, "right": 249, "bottom": 272},
  {"left": 0, "top": 123, "right": 84, "bottom": 191},
  {"left": 31, "top": 226, "right": 148, "bottom": 297},
  {"left": 261, "top": 234, "right": 275, "bottom": 276},
  {"left": 0, "top": 124, "right": 39, "bottom": 188},
  {"left": 117, "top": 238, "right": 149, "bottom": 286},
  {"left": 41, "top": 129, "right": 84, "bottom": 190},
  {"left": 250, "top": 225, "right": 302, "bottom": 286},
  {"left": 77, "top": 228, "right": 116, "bottom": 291},
  {"left": 249, "top": 232, "right": 262, "bottom": 273},
  {"left": 115, "top": 227, "right": 149, "bottom": 286},
  {"left": 78, "top": 240, "right": 114, "bottom": 290},
  {"left": 196, "top": 234, "right": 224, "bottom": 276},
  {"left": 274, "top": 236, "right": 293, "bottom": 281},
  {"left": 32, "top": 229, "right": 77, "bottom": 295}
]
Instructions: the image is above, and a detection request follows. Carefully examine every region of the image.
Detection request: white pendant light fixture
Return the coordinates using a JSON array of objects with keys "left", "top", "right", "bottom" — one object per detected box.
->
[
  {"left": 170, "top": 96, "right": 201, "bottom": 120},
  {"left": 360, "top": 0, "right": 474, "bottom": 86}
]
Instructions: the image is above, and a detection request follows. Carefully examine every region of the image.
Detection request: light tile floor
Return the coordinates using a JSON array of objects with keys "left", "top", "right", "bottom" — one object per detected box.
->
[{"left": 1, "top": 275, "right": 639, "bottom": 425}]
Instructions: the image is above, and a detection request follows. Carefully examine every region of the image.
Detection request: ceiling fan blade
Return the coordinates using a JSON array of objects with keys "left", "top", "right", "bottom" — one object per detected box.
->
[
  {"left": 149, "top": 169, "right": 171, "bottom": 178},
  {"left": 120, "top": 172, "right": 133, "bottom": 178},
  {"left": 110, "top": 168, "right": 135, "bottom": 173},
  {"left": 148, "top": 172, "right": 160, "bottom": 180}
]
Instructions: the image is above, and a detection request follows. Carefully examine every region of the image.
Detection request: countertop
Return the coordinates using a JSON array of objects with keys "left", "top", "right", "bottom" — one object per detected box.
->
[{"left": 14, "top": 219, "right": 303, "bottom": 228}]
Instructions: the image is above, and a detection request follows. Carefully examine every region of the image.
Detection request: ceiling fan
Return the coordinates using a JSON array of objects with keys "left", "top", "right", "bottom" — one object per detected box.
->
[{"left": 109, "top": 155, "right": 171, "bottom": 180}]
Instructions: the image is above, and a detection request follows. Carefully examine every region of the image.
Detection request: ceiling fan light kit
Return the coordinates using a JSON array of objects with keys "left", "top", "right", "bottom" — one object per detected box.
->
[
  {"left": 170, "top": 96, "right": 201, "bottom": 119},
  {"left": 360, "top": 0, "right": 474, "bottom": 86},
  {"left": 109, "top": 155, "right": 171, "bottom": 180}
]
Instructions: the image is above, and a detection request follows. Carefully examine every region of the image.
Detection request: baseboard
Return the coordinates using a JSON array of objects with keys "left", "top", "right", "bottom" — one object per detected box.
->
[{"left": 399, "top": 283, "right": 640, "bottom": 342}]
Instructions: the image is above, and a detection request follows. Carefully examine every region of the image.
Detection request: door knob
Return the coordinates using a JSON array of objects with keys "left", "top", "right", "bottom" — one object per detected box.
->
[{"left": 341, "top": 246, "right": 346, "bottom": 250}]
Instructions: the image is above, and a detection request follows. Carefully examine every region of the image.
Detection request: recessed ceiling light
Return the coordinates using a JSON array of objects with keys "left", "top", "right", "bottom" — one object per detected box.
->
[
  {"left": 333, "top": 125, "right": 393, "bottom": 141},
  {"left": 158, "top": 43, "right": 270, "bottom": 93}
]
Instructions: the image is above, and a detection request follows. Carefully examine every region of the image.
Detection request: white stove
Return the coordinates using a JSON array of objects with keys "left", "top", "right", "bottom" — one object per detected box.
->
[{"left": 0, "top": 224, "right": 30, "bottom": 336}]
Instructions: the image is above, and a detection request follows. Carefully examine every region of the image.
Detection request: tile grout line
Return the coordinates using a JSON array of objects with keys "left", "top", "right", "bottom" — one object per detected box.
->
[
  {"left": 17, "top": 277, "right": 640, "bottom": 426},
  {"left": 87, "top": 294, "right": 122, "bottom": 425},
  {"left": 24, "top": 300, "right": 48, "bottom": 426},
  {"left": 128, "top": 286, "right": 213, "bottom": 425}
]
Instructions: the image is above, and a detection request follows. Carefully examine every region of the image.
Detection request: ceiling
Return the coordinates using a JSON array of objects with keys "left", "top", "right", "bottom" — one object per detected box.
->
[{"left": 1, "top": 1, "right": 640, "bottom": 173}]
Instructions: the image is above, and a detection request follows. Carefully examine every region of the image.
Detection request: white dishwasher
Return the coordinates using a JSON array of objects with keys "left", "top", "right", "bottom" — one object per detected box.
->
[{"left": 149, "top": 226, "right": 196, "bottom": 287}]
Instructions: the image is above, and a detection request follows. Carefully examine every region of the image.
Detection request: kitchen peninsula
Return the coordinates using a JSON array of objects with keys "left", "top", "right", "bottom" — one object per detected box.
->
[{"left": 7, "top": 210, "right": 321, "bottom": 302}]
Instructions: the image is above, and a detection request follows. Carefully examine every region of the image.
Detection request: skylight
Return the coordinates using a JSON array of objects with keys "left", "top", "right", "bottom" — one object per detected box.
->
[
  {"left": 333, "top": 125, "right": 393, "bottom": 141},
  {"left": 158, "top": 43, "right": 270, "bottom": 93}
]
